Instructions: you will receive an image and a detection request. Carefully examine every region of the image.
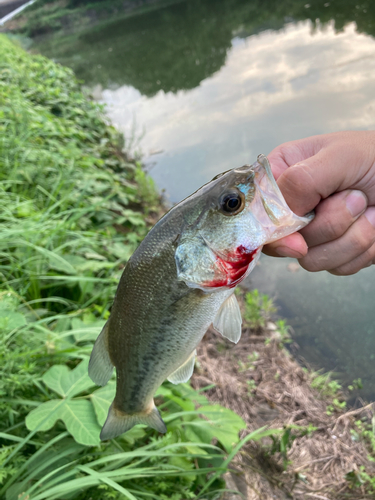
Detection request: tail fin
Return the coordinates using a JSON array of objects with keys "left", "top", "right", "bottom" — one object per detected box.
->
[
  {"left": 100, "top": 402, "right": 167, "bottom": 440},
  {"left": 88, "top": 322, "right": 114, "bottom": 386}
]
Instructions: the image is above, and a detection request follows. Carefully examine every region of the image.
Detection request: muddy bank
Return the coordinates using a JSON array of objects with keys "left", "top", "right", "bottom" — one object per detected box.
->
[{"left": 192, "top": 296, "right": 375, "bottom": 499}]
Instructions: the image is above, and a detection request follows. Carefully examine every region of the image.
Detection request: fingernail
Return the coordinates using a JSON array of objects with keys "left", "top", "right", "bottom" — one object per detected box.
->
[
  {"left": 345, "top": 190, "right": 367, "bottom": 217},
  {"left": 274, "top": 246, "right": 304, "bottom": 259},
  {"left": 365, "top": 207, "right": 375, "bottom": 228}
]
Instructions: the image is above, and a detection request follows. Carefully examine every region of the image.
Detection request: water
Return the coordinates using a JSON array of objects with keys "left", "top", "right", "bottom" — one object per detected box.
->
[{"left": 34, "top": 0, "right": 375, "bottom": 399}]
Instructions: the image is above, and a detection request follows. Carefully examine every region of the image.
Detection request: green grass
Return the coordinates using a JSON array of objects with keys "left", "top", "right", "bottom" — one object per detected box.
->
[
  {"left": 243, "top": 289, "right": 277, "bottom": 331},
  {"left": 0, "top": 35, "right": 254, "bottom": 499}
]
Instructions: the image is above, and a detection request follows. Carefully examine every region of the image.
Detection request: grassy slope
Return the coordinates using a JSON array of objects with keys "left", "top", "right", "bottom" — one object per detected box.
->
[
  {"left": 0, "top": 32, "right": 151, "bottom": 413},
  {"left": 0, "top": 35, "right": 250, "bottom": 500}
]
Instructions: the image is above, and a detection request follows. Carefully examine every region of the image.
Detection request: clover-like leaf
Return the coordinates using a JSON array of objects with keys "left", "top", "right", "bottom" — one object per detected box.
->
[
  {"left": 42, "top": 358, "right": 95, "bottom": 398},
  {"left": 26, "top": 359, "right": 101, "bottom": 445},
  {"left": 26, "top": 399, "right": 101, "bottom": 446}
]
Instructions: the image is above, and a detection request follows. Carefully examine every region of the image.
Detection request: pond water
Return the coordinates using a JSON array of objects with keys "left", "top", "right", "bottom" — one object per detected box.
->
[{"left": 34, "top": 0, "right": 375, "bottom": 400}]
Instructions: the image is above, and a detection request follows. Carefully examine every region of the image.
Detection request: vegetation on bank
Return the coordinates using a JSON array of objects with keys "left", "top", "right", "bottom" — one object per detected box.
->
[{"left": 0, "top": 34, "right": 257, "bottom": 499}]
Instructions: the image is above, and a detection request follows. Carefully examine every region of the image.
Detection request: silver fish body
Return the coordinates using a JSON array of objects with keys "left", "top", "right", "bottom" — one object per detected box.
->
[{"left": 89, "top": 155, "right": 313, "bottom": 440}]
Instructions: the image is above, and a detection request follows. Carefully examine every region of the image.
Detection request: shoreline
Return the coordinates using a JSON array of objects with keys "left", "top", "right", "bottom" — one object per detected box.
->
[{"left": 192, "top": 292, "right": 375, "bottom": 499}]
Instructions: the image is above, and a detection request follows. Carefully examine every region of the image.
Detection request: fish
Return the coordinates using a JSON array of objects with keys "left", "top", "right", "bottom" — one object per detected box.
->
[{"left": 88, "top": 154, "right": 313, "bottom": 440}]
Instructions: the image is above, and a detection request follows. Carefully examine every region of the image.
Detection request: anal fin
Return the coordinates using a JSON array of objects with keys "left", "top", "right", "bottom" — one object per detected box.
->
[
  {"left": 213, "top": 293, "right": 242, "bottom": 343},
  {"left": 100, "top": 402, "right": 167, "bottom": 440},
  {"left": 167, "top": 349, "right": 197, "bottom": 385},
  {"left": 88, "top": 321, "right": 114, "bottom": 386}
]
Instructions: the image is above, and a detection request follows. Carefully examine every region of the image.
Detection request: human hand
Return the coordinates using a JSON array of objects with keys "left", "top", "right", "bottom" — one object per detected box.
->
[{"left": 263, "top": 131, "right": 375, "bottom": 275}]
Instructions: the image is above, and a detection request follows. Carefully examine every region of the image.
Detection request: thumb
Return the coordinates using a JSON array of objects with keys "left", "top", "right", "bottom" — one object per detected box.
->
[{"left": 277, "top": 148, "right": 345, "bottom": 217}]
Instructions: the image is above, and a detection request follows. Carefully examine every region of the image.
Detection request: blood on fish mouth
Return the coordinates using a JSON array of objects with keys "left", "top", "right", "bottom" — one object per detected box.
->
[{"left": 203, "top": 245, "right": 259, "bottom": 288}]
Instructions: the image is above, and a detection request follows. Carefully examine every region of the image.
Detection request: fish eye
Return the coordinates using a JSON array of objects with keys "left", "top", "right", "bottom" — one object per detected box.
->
[{"left": 220, "top": 190, "right": 245, "bottom": 215}]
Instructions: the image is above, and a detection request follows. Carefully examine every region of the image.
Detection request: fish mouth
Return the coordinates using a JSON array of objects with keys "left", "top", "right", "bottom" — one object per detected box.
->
[
  {"left": 255, "top": 153, "right": 315, "bottom": 223},
  {"left": 256, "top": 154, "right": 283, "bottom": 195},
  {"left": 246, "top": 153, "right": 314, "bottom": 238}
]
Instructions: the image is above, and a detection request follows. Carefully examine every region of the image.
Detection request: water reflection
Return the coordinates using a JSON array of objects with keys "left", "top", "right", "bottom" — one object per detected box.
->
[
  {"left": 100, "top": 20, "right": 375, "bottom": 203},
  {"left": 246, "top": 256, "right": 375, "bottom": 401},
  {"left": 37, "top": 0, "right": 375, "bottom": 97},
  {"left": 33, "top": 0, "right": 375, "bottom": 399}
]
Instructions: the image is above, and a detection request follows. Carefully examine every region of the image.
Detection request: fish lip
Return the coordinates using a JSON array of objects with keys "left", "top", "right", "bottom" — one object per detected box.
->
[
  {"left": 232, "top": 154, "right": 276, "bottom": 181},
  {"left": 252, "top": 154, "right": 315, "bottom": 227}
]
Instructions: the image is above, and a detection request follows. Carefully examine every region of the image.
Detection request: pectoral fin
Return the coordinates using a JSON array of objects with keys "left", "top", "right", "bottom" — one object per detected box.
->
[
  {"left": 167, "top": 349, "right": 197, "bottom": 384},
  {"left": 213, "top": 293, "right": 242, "bottom": 343},
  {"left": 175, "top": 235, "right": 226, "bottom": 289},
  {"left": 88, "top": 322, "right": 114, "bottom": 386}
]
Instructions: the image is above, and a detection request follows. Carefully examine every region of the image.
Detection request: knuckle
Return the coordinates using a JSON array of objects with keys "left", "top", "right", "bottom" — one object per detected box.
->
[
  {"left": 319, "top": 214, "right": 347, "bottom": 242},
  {"left": 331, "top": 244, "right": 375, "bottom": 276},
  {"left": 299, "top": 252, "right": 327, "bottom": 272},
  {"left": 329, "top": 266, "right": 357, "bottom": 276},
  {"left": 309, "top": 192, "right": 356, "bottom": 244},
  {"left": 349, "top": 226, "right": 375, "bottom": 253}
]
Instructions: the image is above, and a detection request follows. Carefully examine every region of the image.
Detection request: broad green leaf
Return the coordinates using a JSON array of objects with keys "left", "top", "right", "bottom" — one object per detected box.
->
[
  {"left": 110, "top": 242, "right": 133, "bottom": 260},
  {"left": 45, "top": 250, "right": 77, "bottom": 275},
  {"left": 199, "top": 405, "right": 246, "bottom": 431},
  {"left": 42, "top": 359, "right": 95, "bottom": 397},
  {"left": 172, "top": 383, "right": 209, "bottom": 405},
  {"left": 71, "top": 318, "right": 105, "bottom": 342},
  {"left": 121, "top": 426, "right": 147, "bottom": 444},
  {"left": 186, "top": 405, "right": 246, "bottom": 452},
  {"left": 90, "top": 381, "right": 116, "bottom": 426},
  {"left": 25, "top": 400, "right": 65, "bottom": 432},
  {"left": 0, "top": 293, "right": 19, "bottom": 311},
  {"left": 0, "top": 310, "right": 26, "bottom": 331},
  {"left": 26, "top": 399, "right": 101, "bottom": 446}
]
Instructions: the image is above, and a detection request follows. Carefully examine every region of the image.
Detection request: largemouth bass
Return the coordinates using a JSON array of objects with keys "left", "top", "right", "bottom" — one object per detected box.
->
[{"left": 89, "top": 154, "right": 313, "bottom": 440}]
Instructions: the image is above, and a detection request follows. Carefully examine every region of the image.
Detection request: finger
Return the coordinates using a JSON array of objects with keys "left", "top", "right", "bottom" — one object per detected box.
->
[
  {"left": 268, "top": 134, "right": 325, "bottom": 180},
  {"left": 299, "top": 207, "right": 375, "bottom": 272},
  {"left": 276, "top": 132, "right": 375, "bottom": 216},
  {"left": 329, "top": 242, "right": 375, "bottom": 276},
  {"left": 299, "top": 190, "right": 367, "bottom": 248},
  {"left": 262, "top": 232, "right": 308, "bottom": 259}
]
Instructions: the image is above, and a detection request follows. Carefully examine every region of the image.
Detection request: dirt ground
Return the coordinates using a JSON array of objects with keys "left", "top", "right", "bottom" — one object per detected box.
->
[{"left": 191, "top": 308, "right": 375, "bottom": 500}]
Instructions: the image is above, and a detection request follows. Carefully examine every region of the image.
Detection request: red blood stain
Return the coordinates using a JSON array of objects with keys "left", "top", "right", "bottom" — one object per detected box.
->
[{"left": 203, "top": 246, "right": 258, "bottom": 288}]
